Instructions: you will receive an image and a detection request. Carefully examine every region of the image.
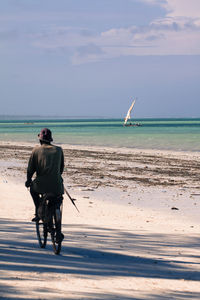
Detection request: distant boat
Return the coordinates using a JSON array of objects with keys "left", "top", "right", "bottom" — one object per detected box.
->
[{"left": 123, "top": 99, "right": 141, "bottom": 127}]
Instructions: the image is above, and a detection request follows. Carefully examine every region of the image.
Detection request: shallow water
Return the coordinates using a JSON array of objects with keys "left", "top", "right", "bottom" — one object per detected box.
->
[{"left": 0, "top": 118, "right": 200, "bottom": 151}]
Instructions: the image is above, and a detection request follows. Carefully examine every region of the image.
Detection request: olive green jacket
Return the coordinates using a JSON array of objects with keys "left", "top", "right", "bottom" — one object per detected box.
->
[{"left": 27, "top": 143, "right": 64, "bottom": 194}]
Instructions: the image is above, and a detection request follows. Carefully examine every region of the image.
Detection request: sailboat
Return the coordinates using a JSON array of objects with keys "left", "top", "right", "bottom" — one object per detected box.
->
[{"left": 123, "top": 98, "right": 141, "bottom": 127}]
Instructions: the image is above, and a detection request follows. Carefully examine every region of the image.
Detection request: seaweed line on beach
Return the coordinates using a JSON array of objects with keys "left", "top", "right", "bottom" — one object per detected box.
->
[{"left": 0, "top": 144, "right": 200, "bottom": 190}]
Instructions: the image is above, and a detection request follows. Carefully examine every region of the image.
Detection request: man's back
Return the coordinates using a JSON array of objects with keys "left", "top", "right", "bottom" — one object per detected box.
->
[{"left": 27, "top": 143, "right": 64, "bottom": 194}]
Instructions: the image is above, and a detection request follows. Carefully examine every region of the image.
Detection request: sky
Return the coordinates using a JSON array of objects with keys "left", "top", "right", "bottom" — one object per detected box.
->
[{"left": 0, "top": 0, "right": 200, "bottom": 118}]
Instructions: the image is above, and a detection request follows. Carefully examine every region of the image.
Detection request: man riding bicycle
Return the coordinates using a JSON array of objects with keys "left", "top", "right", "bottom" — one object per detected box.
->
[{"left": 25, "top": 128, "right": 64, "bottom": 242}]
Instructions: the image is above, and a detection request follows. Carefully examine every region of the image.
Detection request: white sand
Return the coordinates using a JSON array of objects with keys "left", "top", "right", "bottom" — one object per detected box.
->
[{"left": 0, "top": 143, "right": 200, "bottom": 299}]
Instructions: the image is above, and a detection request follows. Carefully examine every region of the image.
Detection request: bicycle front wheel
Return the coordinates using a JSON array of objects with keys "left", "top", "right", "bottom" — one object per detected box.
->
[{"left": 36, "top": 220, "right": 48, "bottom": 248}]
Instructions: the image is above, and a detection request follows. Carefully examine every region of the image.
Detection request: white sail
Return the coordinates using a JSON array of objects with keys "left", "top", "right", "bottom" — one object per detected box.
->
[{"left": 124, "top": 99, "right": 136, "bottom": 125}]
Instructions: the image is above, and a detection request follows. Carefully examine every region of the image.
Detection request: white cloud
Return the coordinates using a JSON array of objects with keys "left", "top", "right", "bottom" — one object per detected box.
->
[
  {"left": 30, "top": 0, "right": 200, "bottom": 64},
  {"left": 142, "top": 0, "right": 200, "bottom": 18},
  {"left": 96, "top": 0, "right": 200, "bottom": 62},
  {"left": 164, "top": 0, "right": 200, "bottom": 18},
  {"left": 99, "top": 20, "right": 200, "bottom": 56}
]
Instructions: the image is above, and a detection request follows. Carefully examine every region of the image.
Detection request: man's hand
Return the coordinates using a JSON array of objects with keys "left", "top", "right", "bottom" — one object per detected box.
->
[{"left": 25, "top": 179, "right": 32, "bottom": 188}]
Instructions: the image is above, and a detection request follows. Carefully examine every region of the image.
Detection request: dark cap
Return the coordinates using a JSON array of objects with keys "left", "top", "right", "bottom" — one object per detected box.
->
[{"left": 38, "top": 128, "right": 53, "bottom": 142}]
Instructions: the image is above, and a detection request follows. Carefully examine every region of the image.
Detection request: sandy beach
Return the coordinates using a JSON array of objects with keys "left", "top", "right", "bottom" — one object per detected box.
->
[{"left": 0, "top": 141, "right": 200, "bottom": 299}]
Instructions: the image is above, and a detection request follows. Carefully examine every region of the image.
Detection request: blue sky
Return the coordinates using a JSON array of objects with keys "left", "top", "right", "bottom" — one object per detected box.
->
[{"left": 0, "top": 0, "right": 200, "bottom": 118}]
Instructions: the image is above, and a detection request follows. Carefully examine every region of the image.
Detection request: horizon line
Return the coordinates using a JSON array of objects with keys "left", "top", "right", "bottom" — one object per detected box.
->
[{"left": 0, "top": 115, "right": 200, "bottom": 120}]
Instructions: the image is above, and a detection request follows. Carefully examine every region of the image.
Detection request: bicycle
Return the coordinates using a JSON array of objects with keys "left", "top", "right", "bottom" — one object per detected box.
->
[{"left": 35, "top": 193, "right": 63, "bottom": 255}]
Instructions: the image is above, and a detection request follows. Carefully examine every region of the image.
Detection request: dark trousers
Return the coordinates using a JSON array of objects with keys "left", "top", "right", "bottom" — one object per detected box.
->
[
  {"left": 30, "top": 186, "right": 63, "bottom": 214},
  {"left": 30, "top": 186, "right": 41, "bottom": 214}
]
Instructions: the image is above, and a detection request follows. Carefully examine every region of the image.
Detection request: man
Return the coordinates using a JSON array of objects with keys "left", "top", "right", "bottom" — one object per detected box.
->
[{"left": 25, "top": 128, "right": 64, "bottom": 229}]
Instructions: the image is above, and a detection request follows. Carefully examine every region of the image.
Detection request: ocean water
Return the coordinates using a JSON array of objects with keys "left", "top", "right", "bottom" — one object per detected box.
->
[{"left": 0, "top": 118, "right": 200, "bottom": 152}]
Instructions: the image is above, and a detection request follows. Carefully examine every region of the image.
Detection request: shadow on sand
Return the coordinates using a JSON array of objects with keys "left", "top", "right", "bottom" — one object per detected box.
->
[{"left": 0, "top": 218, "right": 200, "bottom": 299}]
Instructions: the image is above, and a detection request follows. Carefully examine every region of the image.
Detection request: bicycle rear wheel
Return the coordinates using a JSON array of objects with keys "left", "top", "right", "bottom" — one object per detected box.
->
[
  {"left": 51, "top": 209, "right": 62, "bottom": 255},
  {"left": 51, "top": 219, "right": 61, "bottom": 255},
  {"left": 36, "top": 220, "right": 48, "bottom": 248}
]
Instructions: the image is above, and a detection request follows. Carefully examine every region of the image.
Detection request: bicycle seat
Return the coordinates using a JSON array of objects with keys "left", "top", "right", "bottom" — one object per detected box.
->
[
  {"left": 44, "top": 192, "right": 57, "bottom": 198},
  {"left": 43, "top": 193, "right": 63, "bottom": 202}
]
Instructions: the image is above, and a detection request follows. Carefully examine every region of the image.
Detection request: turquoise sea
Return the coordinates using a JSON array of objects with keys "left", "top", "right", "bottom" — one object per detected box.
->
[{"left": 0, "top": 118, "right": 200, "bottom": 152}]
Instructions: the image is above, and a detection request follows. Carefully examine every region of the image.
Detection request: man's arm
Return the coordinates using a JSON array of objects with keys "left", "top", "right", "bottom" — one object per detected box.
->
[
  {"left": 25, "top": 150, "right": 36, "bottom": 187},
  {"left": 60, "top": 148, "right": 64, "bottom": 174}
]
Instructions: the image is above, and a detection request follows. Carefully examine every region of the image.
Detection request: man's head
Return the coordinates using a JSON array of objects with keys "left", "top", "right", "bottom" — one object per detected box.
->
[{"left": 38, "top": 128, "right": 53, "bottom": 143}]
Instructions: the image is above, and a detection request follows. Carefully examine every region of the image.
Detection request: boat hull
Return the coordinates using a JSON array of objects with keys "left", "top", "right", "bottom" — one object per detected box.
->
[{"left": 123, "top": 123, "right": 142, "bottom": 127}]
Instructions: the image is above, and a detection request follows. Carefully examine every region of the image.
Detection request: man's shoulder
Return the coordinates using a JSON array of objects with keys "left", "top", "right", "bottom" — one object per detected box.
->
[
  {"left": 32, "top": 145, "right": 41, "bottom": 153},
  {"left": 53, "top": 145, "right": 63, "bottom": 153},
  {"left": 45, "top": 144, "right": 63, "bottom": 153},
  {"left": 32, "top": 143, "right": 63, "bottom": 153}
]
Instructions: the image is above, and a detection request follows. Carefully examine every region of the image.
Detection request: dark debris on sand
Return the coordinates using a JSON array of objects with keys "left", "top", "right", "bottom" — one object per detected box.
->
[{"left": 0, "top": 144, "right": 200, "bottom": 190}]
